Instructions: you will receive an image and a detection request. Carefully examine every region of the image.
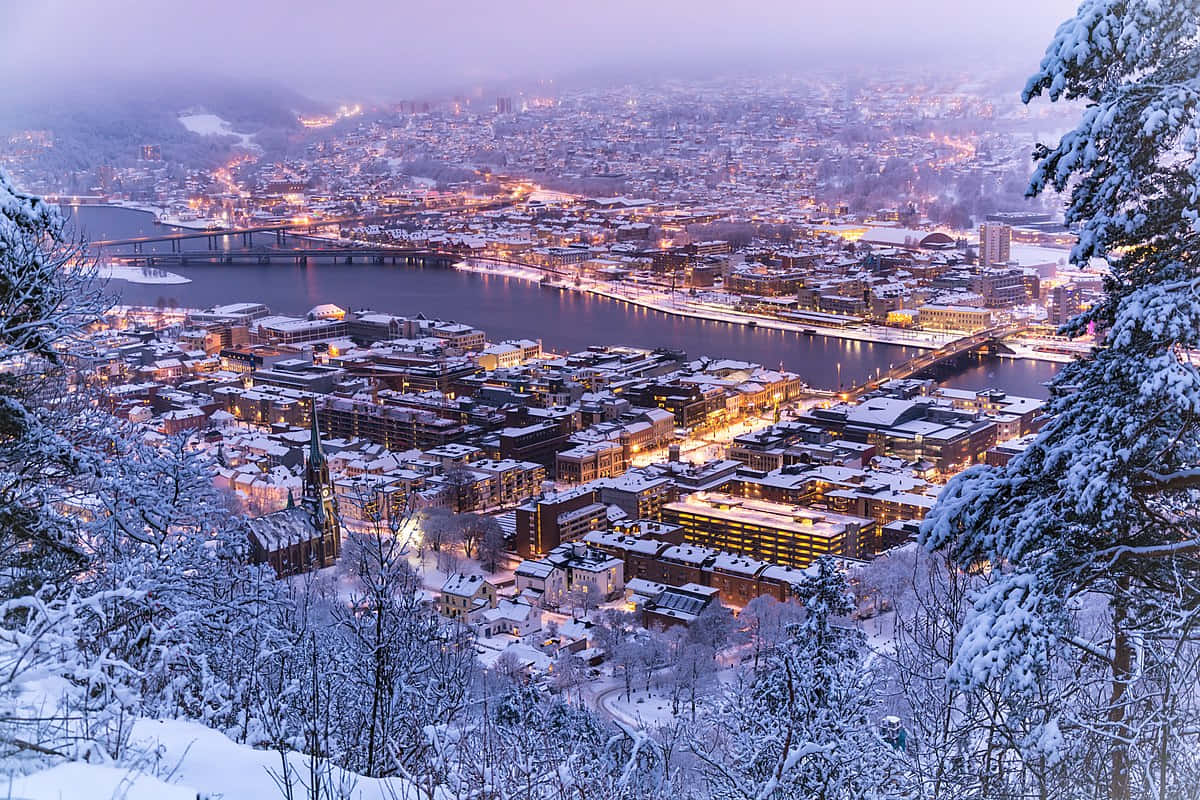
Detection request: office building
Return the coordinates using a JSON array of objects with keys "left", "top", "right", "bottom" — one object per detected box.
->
[{"left": 661, "top": 491, "right": 873, "bottom": 567}]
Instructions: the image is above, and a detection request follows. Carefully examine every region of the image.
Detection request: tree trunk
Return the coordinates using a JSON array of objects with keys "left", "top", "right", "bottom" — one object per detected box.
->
[
  {"left": 1158, "top": 680, "right": 1170, "bottom": 800},
  {"left": 1109, "top": 591, "right": 1132, "bottom": 800},
  {"left": 366, "top": 597, "right": 385, "bottom": 776}
]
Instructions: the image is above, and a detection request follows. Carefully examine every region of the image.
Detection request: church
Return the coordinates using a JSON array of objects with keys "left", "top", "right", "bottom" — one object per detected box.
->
[{"left": 247, "top": 410, "right": 342, "bottom": 577}]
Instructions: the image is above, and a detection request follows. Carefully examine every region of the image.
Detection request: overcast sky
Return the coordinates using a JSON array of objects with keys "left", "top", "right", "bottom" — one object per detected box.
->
[{"left": 3, "top": 0, "right": 1081, "bottom": 100}]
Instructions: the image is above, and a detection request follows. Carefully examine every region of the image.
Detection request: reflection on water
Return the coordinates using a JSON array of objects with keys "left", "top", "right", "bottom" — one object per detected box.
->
[{"left": 71, "top": 204, "right": 1060, "bottom": 396}]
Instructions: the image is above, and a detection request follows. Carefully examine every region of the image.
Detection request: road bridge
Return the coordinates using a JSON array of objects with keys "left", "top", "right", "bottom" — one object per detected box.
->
[
  {"left": 105, "top": 249, "right": 582, "bottom": 276},
  {"left": 842, "top": 324, "right": 1026, "bottom": 398},
  {"left": 87, "top": 199, "right": 514, "bottom": 251},
  {"left": 107, "top": 247, "right": 459, "bottom": 268}
]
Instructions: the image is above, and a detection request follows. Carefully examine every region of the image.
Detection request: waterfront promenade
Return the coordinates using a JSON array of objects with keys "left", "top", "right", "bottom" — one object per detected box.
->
[{"left": 455, "top": 257, "right": 1078, "bottom": 364}]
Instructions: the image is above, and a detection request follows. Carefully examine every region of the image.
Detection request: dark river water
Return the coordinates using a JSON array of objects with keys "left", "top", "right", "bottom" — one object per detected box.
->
[{"left": 68, "top": 204, "right": 1060, "bottom": 396}]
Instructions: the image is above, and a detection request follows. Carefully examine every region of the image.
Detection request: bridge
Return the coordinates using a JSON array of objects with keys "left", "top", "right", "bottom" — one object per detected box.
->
[
  {"left": 87, "top": 199, "right": 514, "bottom": 252},
  {"left": 104, "top": 249, "right": 582, "bottom": 276},
  {"left": 107, "top": 247, "right": 459, "bottom": 268},
  {"left": 842, "top": 324, "right": 1026, "bottom": 399}
]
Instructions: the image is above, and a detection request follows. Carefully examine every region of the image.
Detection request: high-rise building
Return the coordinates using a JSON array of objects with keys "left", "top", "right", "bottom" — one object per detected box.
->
[
  {"left": 140, "top": 144, "right": 161, "bottom": 161},
  {"left": 496, "top": 96, "right": 513, "bottom": 114},
  {"left": 979, "top": 222, "right": 1012, "bottom": 266}
]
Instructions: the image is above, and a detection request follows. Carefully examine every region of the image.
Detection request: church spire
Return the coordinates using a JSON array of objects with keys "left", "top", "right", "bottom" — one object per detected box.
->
[
  {"left": 301, "top": 402, "right": 339, "bottom": 566},
  {"left": 309, "top": 405, "right": 325, "bottom": 469}
]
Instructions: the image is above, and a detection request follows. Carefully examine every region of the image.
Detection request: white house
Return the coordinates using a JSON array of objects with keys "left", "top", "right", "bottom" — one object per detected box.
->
[
  {"left": 545, "top": 542, "right": 625, "bottom": 602},
  {"left": 479, "top": 597, "right": 543, "bottom": 642},
  {"left": 514, "top": 558, "right": 567, "bottom": 607}
]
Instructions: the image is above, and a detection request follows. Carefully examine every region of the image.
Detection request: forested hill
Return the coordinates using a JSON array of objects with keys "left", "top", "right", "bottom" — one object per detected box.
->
[{"left": 0, "top": 76, "right": 324, "bottom": 171}]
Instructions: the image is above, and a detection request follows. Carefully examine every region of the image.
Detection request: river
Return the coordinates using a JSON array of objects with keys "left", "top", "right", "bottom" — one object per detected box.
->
[{"left": 67, "top": 204, "right": 1060, "bottom": 396}]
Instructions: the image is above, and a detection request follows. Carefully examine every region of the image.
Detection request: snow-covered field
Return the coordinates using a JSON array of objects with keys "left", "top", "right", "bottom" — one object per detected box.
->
[
  {"left": 99, "top": 264, "right": 191, "bottom": 285},
  {"left": 178, "top": 112, "right": 258, "bottom": 149}
]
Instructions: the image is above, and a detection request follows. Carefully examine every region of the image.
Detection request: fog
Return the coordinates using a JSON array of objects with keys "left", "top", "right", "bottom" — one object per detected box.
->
[{"left": 3, "top": 0, "right": 1079, "bottom": 100}]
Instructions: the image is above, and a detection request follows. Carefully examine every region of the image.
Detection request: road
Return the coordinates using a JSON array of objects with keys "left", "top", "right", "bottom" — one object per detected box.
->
[{"left": 586, "top": 683, "right": 644, "bottom": 728}]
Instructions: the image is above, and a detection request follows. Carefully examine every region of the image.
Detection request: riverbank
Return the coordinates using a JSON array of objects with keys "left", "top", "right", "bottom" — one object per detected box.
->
[
  {"left": 60, "top": 199, "right": 226, "bottom": 233},
  {"left": 68, "top": 204, "right": 1061, "bottom": 395},
  {"left": 455, "top": 258, "right": 1075, "bottom": 365}
]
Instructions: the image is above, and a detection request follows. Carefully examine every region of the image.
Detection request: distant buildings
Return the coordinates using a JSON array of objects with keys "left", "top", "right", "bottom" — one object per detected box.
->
[
  {"left": 476, "top": 339, "right": 542, "bottom": 370},
  {"left": 641, "top": 583, "right": 721, "bottom": 629},
  {"left": 917, "top": 305, "right": 993, "bottom": 332},
  {"left": 585, "top": 530, "right": 812, "bottom": 608},
  {"left": 319, "top": 396, "right": 468, "bottom": 451},
  {"left": 1048, "top": 283, "right": 1082, "bottom": 326},
  {"left": 19, "top": 70, "right": 1102, "bottom": 678},
  {"left": 514, "top": 541, "right": 624, "bottom": 608},
  {"left": 794, "top": 387, "right": 1043, "bottom": 474},
  {"left": 87, "top": 282, "right": 1049, "bottom": 646},
  {"left": 971, "top": 268, "right": 1028, "bottom": 308}
]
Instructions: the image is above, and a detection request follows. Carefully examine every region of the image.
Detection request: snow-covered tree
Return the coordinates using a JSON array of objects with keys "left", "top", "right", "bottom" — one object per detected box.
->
[
  {"left": 740, "top": 595, "right": 804, "bottom": 671},
  {"left": 0, "top": 171, "right": 300, "bottom": 773},
  {"left": 548, "top": 650, "right": 588, "bottom": 702},
  {"left": 80, "top": 427, "right": 291, "bottom": 739},
  {"left": 0, "top": 170, "right": 129, "bottom": 767},
  {"left": 323, "top": 526, "right": 476, "bottom": 778},
  {"left": 0, "top": 582, "right": 146, "bottom": 766},
  {"left": 416, "top": 506, "right": 463, "bottom": 555},
  {"left": 922, "top": 4, "right": 1200, "bottom": 798},
  {"left": 0, "top": 168, "right": 103, "bottom": 599},
  {"left": 429, "top": 684, "right": 682, "bottom": 800},
  {"left": 687, "top": 599, "right": 739, "bottom": 653},
  {"left": 662, "top": 627, "right": 718, "bottom": 720},
  {"left": 695, "top": 557, "right": 902, "bottom": 799},
  {"left": 880, "top": 548, "right": 1058, "bottom": 799},
  {"left": 476, "top": 515, "right": 508, "bottom": 573},
  {"left": 0, "top": 171, "right": 101, "bottom": 366}
]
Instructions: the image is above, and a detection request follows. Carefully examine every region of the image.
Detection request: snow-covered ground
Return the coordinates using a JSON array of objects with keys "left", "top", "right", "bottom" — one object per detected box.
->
[
  {"left": 7, "top": 762, "right": 196, "bottom": 800},
  {"left": 178, "top": 112, "right": 258, "bottom": 149},
  {"left": 1009, "top": 242, "right": 1110, "bottom": 272},
  {"left": 158, "top": 213, "right": 228, "bottom": 230},
  {"left": 6, "top": 716, "right": 420, "bottom": 800},
  {"left": 599, "top": 686, "right": 684, "bottom": 729},
  {"left": 98, "top": 264, "right": 191, "bottom": 285}
]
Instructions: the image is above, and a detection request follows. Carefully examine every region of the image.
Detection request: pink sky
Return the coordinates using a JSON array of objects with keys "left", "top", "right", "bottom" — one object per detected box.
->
[{"left": 3, "top": 0, "right": 1081, "bottom": 98}]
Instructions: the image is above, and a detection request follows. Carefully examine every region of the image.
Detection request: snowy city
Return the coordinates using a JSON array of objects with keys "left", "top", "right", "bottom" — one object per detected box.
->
[{"left": 0, "top": 1, "right": 1198, "bottom": 799}]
